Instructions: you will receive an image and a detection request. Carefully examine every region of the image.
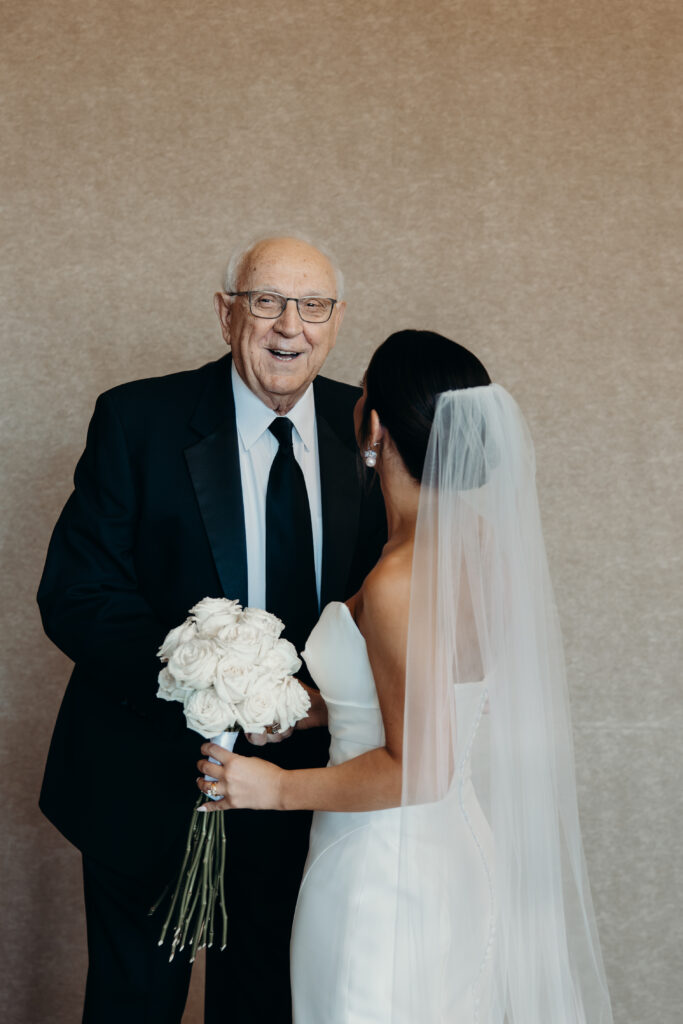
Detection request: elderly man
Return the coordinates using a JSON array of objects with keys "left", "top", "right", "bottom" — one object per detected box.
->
[{"left": 38, "top": 237, "right": 386, "bottom": 1023}]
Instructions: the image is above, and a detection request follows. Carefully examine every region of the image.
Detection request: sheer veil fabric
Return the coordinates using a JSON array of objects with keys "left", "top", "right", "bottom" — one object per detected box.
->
[{"left": 394, "top": 385, "right": 613, "bottom": 1022}]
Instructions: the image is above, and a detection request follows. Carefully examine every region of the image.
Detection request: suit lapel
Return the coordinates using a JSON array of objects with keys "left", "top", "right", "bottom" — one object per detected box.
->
[
  {"left": 315, "top": 391, "right": 361, "bottom": 608},
  {"left": 183, "top": 362, "right": 360, "bottom": 611},
  {"left": 184, "top": 356, "right": 249, "bottom": 605}
]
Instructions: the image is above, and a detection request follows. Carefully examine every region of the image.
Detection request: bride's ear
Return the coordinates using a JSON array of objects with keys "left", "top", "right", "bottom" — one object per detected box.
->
[{"left": 368, "top": 409, "right": 384, "bottom": 448}]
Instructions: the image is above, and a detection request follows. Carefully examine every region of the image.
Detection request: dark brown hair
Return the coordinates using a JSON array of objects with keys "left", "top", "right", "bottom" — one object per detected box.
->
[{"left": 360, "top": 330, "right": 491, "bottom": 482}]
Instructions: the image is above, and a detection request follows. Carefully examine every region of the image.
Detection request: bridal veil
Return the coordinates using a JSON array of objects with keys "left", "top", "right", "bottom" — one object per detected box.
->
[{"left": 394, "top": 385, "right": 613, "bottom": 1022}]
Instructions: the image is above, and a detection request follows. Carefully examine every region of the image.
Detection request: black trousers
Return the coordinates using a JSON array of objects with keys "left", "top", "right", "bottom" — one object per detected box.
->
[
  {"left": 82, "top": 853, "right": 193, "bottom": 1024},
  {"left": 204, "top": 806, "right": 313, "bottom": 1024},
  {"left": 81, "top": 806, "right": 313, "bottom": 1024}
]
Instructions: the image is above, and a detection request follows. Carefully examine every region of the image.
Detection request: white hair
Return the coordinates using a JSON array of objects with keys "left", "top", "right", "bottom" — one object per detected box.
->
[{"left": 222, "top": 233, "right": 345, "bottom": 300}]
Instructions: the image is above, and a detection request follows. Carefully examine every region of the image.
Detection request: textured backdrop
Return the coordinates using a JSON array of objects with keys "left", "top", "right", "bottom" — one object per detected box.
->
[{"left": 1, "top": 1, "right": 681, "bottom": 1022}]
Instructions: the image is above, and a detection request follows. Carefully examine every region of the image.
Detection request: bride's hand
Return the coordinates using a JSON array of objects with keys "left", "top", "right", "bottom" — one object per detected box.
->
[{"left": 196, "top": 742, "right": 284, "bottom": 811}]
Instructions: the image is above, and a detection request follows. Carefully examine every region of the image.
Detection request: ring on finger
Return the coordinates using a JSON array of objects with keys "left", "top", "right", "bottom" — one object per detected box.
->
[{"left": 209, "top": 781, "right": 218, "bottom": 798}]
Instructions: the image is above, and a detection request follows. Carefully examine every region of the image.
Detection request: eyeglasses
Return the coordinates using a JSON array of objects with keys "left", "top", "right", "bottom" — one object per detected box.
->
[{"left": 227, "top": 291, "right": 338, "bottom": 323}]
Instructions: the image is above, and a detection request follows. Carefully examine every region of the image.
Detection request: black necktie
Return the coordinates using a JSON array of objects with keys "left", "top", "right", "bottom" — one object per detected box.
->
[{"left": 265, "top": 417, "right": 318, "bottom": 655}]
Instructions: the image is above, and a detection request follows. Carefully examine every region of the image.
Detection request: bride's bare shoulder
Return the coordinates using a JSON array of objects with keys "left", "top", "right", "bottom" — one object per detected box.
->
[{"left": 355, "top": 546, "right": 412, "bottom": 645}]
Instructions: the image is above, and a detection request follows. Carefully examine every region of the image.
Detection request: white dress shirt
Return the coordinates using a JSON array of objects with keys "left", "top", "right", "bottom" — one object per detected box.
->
[{"left": 231, "top": 361, "right": 323, "bottom": 611}]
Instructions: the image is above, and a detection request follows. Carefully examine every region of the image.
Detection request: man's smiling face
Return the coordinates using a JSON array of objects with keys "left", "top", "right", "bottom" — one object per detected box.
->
[{"left": 215, "top": 237, "right": 345, "bottom": 414}]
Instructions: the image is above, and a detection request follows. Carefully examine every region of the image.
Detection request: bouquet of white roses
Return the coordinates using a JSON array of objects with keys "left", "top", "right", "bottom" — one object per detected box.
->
[
  {"left": 157, "top": 597, "right": 310, "bottom": 738},
  {"left": 151, "top": 597, "right": 311, "bottom": 961}
]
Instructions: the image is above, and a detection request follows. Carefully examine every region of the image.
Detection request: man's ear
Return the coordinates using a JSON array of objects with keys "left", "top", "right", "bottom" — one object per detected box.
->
[
  {"left": 334, "top": 300, "right": 347, "bottom": 333},
  {"left": 214, "top": 292, "right": 232, "bottom": 345}
]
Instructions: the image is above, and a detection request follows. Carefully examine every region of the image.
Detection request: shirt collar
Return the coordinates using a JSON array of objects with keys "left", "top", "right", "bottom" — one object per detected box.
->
[{"left": 231, "top": 361, "right": 316, "bottom": 452}]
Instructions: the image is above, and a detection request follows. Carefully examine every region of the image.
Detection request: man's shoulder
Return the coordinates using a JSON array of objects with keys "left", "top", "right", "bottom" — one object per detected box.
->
[
  {"left": 314, "top": 373, "right": 361, "bottom": 405},
  {"left": 101, "top": 355, "right": 229, "bottom": 411},
  {"left": 313, "top": 374, "right": 361, "bottom": 440}
]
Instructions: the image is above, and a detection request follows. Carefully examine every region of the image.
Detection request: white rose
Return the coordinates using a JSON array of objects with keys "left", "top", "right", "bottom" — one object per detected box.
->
[
  {"left": 232, "top": 626, "right": 276, "bottom": 657},
  {"left": 214, "top": 623, "right": 240, "bottom": 643},
  {"left": 190, "top": 597, "right": 243, "bottom": 637},
  {"left": 241, "top": 607, "right": 285, "bottom": 638},
  {"left": 237, "top": 676, "right": 279, "bottom": 733},
  {"left": 157, "top": 619, "right": 197, "bottom": 662},
  {"left": 258, "top": 638, "right": 301, "bottom": 678},
  {"left": 156, "top": 666, "right": 193, "bottom": 703},
  {"left": 214, "top": 656, "right": 260, "bottom": 704},
  {"left": 184, "top": 687, "right": 237, "bottom": 738},
  {"left": 233, "top": 622, "right": 262, "bottom": 642},
  {"left": 257, "top": 633, "right": 276, "bottom": 655},
  {"left": 213, "top": 637, "right": 259, "bottom": 670},
  {"left": 273, "top": 676, "right": 311, "bottom": 730},
  {"left": 228, "top": 623, "right": 269, "bottom": 662},
  {"left": 167, "top": 638, "right": 219, "bottom": 688}
]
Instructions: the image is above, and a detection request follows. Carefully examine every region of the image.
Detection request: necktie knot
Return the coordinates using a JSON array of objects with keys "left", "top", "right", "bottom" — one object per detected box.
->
[{"left": 269, "top": 417, "right": 294, "bottom": 451}]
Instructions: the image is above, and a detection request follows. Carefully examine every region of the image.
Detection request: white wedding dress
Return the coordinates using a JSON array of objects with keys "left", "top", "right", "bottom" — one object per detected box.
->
[{"left": 290, "top": 601, "right": 494, "bottom": 1024}]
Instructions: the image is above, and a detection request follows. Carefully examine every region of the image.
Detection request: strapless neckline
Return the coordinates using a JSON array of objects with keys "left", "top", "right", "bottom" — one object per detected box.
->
[
  {"left": 322, "top": 599, "right": 361, "bottom": 632},
  {"left": 309, "top": 600, "right": 487, "bottom": 689},
  {"left": 302, "top": 600, "right": 380, "bottom": 716},
  {"left": 302, "top": 600, "right": 369, "bottom": 666},
  {"left": 336, "top": 599, "right": 362, "bottom": 638}
]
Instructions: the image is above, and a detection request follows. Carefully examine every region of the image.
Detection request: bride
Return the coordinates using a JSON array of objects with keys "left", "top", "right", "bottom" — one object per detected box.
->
[{"left": 197, "top": 330, "right": 613, "bottom": 1023}]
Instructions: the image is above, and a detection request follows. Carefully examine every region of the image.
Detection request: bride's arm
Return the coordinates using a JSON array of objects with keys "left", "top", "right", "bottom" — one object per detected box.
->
[{"left": 196, "top": 562, "right": 408, "bottom": 813}]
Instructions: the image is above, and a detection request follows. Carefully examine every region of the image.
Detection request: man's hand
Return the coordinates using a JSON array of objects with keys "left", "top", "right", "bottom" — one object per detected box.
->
[
  {"left": 244, "top": 681, "right": 327, "bottom": 743},
  {"left": 294, "top": 683, "right": 328, "bottom": 730},
  {"left": 245, "top": 726, "right": 294, "bottom": 746}
]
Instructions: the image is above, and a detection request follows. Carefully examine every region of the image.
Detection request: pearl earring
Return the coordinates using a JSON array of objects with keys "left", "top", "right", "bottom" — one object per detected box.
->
[{"left": 363, "top": 447, "right": 378, "bottom": 468}]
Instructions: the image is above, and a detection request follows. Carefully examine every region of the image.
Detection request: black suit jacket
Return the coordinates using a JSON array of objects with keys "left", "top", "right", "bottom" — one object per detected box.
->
[{"left": 38, "top": 355, "right": 385, "bottom": 876}]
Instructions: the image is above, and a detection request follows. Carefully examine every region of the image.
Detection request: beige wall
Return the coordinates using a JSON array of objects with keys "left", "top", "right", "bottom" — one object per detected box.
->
[{"left": 2, "top": 1, "right": 681, "bottom": 1021}]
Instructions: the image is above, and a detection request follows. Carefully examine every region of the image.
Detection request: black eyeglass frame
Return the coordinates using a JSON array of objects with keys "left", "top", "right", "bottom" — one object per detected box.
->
[{"left": 226, "top": 290, "right": 338, "bottom": 324}]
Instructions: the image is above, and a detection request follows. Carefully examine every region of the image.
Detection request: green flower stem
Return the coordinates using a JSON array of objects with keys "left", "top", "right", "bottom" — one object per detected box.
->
[
  {"left": 178, "top": 873, "right": 202, "bottom": 951},
  {"left": 177, "top": 812, "right": 208, "bottom": 952},
  {"left": 218, "top": 814, "right": 228, "bottom": 950},
  {"left": 195, "top": 818, "right": 215, "bottom": 957},
  {"left": 152, "top": 795, "right": 230, "bottom": 962},
  {"left": 154, "top": 795, "right": 203, "bottom": 948},
  {"left": 190, "top": 836, "right": 211, "bottom": 962},
  {"left": 210, "top": 811, "right": 225, "bottom": 946},
  {"left": 207, "top": 820, "right": 220, "bottom": 948}
]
